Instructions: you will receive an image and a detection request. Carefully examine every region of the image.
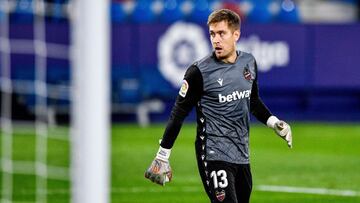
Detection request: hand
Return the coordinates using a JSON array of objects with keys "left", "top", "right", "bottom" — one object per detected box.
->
[
  {"left": 145, "top": 158, "right": 172, "bottom": 186},
  {"left": 145, "top": 146, "right": 172, "bottom": 186},
  {"left": 274, "top": 120, "right": 292, "bottom": 148},
  {"left": 267, "top": 116, "right": 292, "bottom": 148}
]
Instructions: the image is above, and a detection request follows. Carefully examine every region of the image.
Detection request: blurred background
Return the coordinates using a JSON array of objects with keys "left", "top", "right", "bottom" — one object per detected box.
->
[
  {"left": 1, "top": 0, "right": 360, "bottom": 203},
  {"left": 1, "top": 0, "right": 360, "bottom": 126},
  {"left": 110, "top": 0, "right": 360, "bottom": 125}
]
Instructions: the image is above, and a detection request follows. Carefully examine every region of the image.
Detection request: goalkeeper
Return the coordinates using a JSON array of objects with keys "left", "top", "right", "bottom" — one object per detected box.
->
[{"left": 145, "top": 9, "right": 292, "bottom": 203}]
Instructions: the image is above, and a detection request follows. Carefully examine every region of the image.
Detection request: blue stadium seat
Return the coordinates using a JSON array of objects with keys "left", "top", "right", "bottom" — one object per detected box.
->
[
  {"left": 49, "top": 0, "right": 69, "bottom": 22},
  {"left": 0, "top": 8, "right": 3, "bottom": 21},
  {"left": 247, "top": 0, "right": 273, "bottom": 23},
  {"left": 131, "top": 0, "right": 156, "bottom": 23},
  {"left": 139, "top": 65, "right": 175, "bottom": 100},
  {"left": 111, "top": 1, "right": 127, "bottom": 23},
  {"left": 275, "top": 0, "right": 300, "bottom": 23},
  {"left": 10, "top": 0, "right": 34, "bottom": 23},
  {"left": 159, "top": 0, "right": 184, "bottom": 23},
  {"left": 188, "top": 0, "right": 213, "bottom": 23},
  {"left": 112, "top": 66, "right": 141, "bottom": 103}
]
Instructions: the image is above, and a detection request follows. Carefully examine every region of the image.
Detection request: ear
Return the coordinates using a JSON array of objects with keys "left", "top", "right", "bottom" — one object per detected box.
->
[{"left": 233, "top": 30, "right": 240, "bottom": 41}]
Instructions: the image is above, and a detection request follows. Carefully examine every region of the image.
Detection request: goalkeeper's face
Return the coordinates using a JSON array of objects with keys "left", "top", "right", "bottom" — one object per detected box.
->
[{"left": 209, "top": 20, "right": 240, "bottom": 62}]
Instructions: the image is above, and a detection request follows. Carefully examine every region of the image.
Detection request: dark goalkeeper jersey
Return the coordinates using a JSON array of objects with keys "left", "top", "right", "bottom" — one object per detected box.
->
[{"left": 160, "top": 51, "right": 272, "bottom": 164}]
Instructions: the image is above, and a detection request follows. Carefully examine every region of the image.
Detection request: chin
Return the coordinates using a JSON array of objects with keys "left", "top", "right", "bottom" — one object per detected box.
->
[
  {"left": 217, "top": 56, "right": 225, "bottom": 60},
  {"left": 215, "top": 52, "right": 224, "bottom": 58},
  {"left": 216, "top": 53, "right": 228, "bottom": 60}
]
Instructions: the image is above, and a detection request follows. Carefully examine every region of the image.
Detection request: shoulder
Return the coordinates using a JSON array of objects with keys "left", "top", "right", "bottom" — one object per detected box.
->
[
  {"left": 184, "top": 63, "right": 202, "bottom": 82},
  {"left": 237, "top": 51, "right": 256, "bottom": 65},
  {"left": 237, "top": 51, "right": 258, "bottom": 79},
  {"left": 192, "top": 53, "right": 215, "bottom": 72},
  {"left": 237, "top": 50, "right": 257, "bottom": 73}
]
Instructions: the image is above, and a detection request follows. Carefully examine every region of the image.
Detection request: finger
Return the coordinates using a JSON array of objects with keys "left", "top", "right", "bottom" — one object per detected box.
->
[
  {"left": 282, "top": 125, "right": 290, "bottom": 136},
  {"left": 146, "top": 172, "right": 160, "bottom": 184},
  {"left": 286, "top": 132, "right": 292, "bottom": 148},
  {"left": 165, "top": 172, "right": 172, "bottom": 183},
  {"left": 154, "top": 174, "right": 165, "bottom": 186},
  {"left": 149, "top": 173, "right": 157, "bottom": 183},
  {"left": 168, "top": 171, "right": 173, "bottom": 181},
  {"left": 287, "top": 141, "right": 292, "bottom": 148},
  {"left": 276, "top": 121, "right": 285, "bottom": 130},
  {"left": 165, "top": 172, "right": 172, "bottom": 182},
  {"left": 145, "top": 169, "right": 154, "bottom": 180},
  {"left": 145, "top": 171, "right": 150, "bottom": 179}
]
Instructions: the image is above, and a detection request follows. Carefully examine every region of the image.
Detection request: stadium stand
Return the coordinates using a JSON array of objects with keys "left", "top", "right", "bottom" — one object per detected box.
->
[{"left": 2, "top": 0, "right": 360, "bottom": 124}]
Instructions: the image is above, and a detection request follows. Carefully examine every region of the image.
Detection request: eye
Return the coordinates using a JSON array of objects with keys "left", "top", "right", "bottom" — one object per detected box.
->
[{"left": 210, "top": 32, "right": 215, "bottom": 38}]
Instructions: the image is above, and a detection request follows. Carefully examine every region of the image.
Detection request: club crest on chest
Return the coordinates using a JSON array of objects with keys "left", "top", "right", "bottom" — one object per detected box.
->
[{"left": 243, "top": 67, "right": 252, "bottom": 81}]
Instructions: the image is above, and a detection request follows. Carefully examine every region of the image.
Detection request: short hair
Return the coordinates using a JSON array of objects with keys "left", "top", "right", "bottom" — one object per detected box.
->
[{"left": 207, "top": 9, "right": 241, "bottom": 31}]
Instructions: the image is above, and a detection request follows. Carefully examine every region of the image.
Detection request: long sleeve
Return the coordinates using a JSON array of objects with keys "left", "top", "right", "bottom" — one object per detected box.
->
[
  {"left": 250, "top": 62, "right": 272, "bottom": 125},
  {"left": 160, "top": 65, "right": 203, "bottom": 149}
]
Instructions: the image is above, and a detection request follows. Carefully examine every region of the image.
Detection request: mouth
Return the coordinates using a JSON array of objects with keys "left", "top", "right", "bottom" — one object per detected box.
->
[{"left": 214, "top": 47, "right": 223, "bottom": 52}]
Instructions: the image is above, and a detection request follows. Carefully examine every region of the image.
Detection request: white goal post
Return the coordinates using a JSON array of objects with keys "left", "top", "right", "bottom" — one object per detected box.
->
[{"left": 71, "top": 0, "right": 110, "bottom": 203}]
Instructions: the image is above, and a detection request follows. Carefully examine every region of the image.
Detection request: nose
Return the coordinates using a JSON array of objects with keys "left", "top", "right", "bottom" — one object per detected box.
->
[{"left": 212, "top": 34, "right": 221, "bottom": 45}]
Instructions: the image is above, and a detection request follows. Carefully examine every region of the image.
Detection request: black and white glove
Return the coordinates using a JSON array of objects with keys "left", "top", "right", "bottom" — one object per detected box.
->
[
  {"left": 145, "top": 146, "right": 172, "bottom": 186},
  {"left": 267, "top": 116, "right": 292, "bottom": 148}
]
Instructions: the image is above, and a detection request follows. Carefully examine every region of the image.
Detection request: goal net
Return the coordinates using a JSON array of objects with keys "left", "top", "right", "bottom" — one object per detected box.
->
[{"left": 0, "top": 0, "right": 110, "bottom": 202}]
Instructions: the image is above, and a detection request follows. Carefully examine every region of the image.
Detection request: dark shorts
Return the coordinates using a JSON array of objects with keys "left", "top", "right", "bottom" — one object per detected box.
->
[{"left": 196, "top": 143, "right": 252, "bottom": 203}]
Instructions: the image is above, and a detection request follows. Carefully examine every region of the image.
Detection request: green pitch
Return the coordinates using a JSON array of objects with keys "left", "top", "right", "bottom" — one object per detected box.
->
[{"left": 1, "top": 123, "right": 360, "bottom": 203}]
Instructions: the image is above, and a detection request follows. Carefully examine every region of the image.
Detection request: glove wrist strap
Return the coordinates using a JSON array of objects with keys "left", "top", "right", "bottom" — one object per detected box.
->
[
  {"left": 267, "top": 116, "right": 279, "bottom": 128},
  {"left": 156, "top": 146, "right": 171, "bottom": 161}
]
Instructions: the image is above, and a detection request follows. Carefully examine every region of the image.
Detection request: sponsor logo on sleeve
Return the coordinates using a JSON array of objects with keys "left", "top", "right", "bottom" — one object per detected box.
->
[{"left": 179, "top": 80, "right": 189, "bottom": 97}]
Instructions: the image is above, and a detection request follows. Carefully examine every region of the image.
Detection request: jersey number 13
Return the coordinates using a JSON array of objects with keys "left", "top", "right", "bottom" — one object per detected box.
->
[{"left": 210, "top": 170, "right": 228, "bottom": 189}]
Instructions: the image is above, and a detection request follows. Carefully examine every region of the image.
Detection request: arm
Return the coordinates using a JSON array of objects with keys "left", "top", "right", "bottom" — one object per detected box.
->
[
  {"left": 160, "top": 65, "right": 203, "bottom": 149},
  {"left": 250, "top": 79, "right": 272, "bottom": 125},
  {"left": 250, "top": 62, "right": 292, "bottom": 148},
  {"left": 145, "top": 65, "right": 203, "bottom": 185}
]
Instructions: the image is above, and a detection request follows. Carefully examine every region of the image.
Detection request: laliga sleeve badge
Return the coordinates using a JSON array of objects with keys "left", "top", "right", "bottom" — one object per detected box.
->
[
  {"left": 179, "top": 80, "right": 189, "bottom": 97},
  {"left": 243, "top": 67, "right": 252, "bottom": 81},
  {"left": 215, "top": 190, "right": 226, "bottom": 202}
]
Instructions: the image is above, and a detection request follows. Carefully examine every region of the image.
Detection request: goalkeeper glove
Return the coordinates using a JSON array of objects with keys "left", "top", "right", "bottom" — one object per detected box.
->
[
  {"left": 145, "top": 146, "right": 173, "bottom": 186},
  {"left": 267, "top": 116, "right": 292, "bottom": 148}
]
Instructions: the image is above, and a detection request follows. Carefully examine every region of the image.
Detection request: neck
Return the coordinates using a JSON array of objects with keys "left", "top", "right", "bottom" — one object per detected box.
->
[{"left": 221, "top": 50, "right": 237, "bottom": 64}]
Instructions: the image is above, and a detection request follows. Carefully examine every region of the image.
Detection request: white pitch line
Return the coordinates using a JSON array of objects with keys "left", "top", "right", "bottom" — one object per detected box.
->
[
  {"left": 4, "top": 185, "right": 360, "bottom": 197},
  {"left": 257, "top": 185, "right": 360, "bottom": 197},
  {"left": 113, "top": 185, "right": 360, "bottom": 197},
  {"left": 111, "top": 186, "right": 201, "bottom": 194}
]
